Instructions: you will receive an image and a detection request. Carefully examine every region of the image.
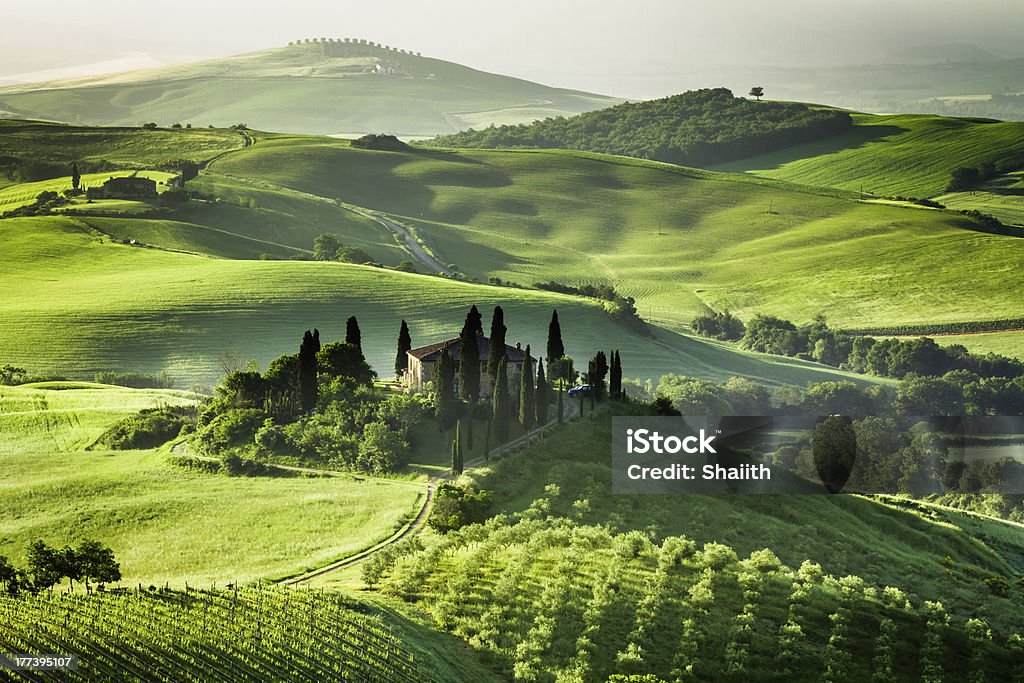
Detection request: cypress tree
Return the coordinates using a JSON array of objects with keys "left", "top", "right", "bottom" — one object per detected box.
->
[
  {"left": 546, "top": 310, "right": 564, "bottom": 365},
  {"left": 610, "top": 350, "right": 623, "bottom": 400},
  {"left": 71, "top": 162, "right": 81, "bottom": 191},
  {"left": 487, "top": 306, "right": 507, "bottom": 386},
  {"left": 452, "top": 420, "right": 464, "bottom": 475},
  {"left": 534, "top": 359, "right": 550, "bottom": 426},
  {"left": 492, "top": 357, "right": 510, "bottom": 443},
  {"left": 298, "top": 329, "right": 319, "bottom": 412},
  {"left": 434, "top": 348, "right": 457, "bottom": 431},
  {"left": 458, "top": 309, "right": 481, "bottom": 403},
  {"left": 519, "top": 345, "right": 535, "bottom": 431},
  {"left": 461, "top": 304, "right": 483, "bottom": 337},
  {"left": 557, "top": 381, "right": 564, "bottom": 424},
  {"left": 588, "top": 351, "right": 609, "bottom": 402},
  {"left": 395, "top": 320, "right": 412, "bottom": 379},
  {"left": 345, "top": 316, "right": 362, "bottom": 350}
]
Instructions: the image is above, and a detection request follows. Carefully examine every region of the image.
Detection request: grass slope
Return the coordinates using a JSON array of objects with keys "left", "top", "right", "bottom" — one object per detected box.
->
[
  {"left": 0, "top": 215, "right": 865, "bottom": 388},
  {"left": 212, "top": 137, "right": 1024, "bottom": 331},
  {"left": 712, "top": 112, "right": 1024, "bottom": 198},
  {"left": 0, "top": 383, "right": 424, "bottom": 586},
  {"left": 0, "top": 44, "right": 618, "bottom": 135}
]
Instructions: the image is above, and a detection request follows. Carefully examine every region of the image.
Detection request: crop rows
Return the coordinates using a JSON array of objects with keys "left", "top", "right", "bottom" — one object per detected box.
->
[
  {"left": 0, "top": 585, "right": 426, "bottom": 683},
  {"left": 380, "top": 517, "right": 1024, "bottom": 682}
]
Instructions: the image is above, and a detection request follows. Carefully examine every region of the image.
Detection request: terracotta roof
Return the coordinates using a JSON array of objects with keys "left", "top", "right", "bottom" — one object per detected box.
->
[{"left": 408, "top": 336, "right": 529, "bottom": 363}]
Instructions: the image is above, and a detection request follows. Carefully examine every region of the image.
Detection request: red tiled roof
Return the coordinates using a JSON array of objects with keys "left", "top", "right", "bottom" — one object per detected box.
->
[{"left": 408, "top": 336, "right": 529, "bottom": 363}]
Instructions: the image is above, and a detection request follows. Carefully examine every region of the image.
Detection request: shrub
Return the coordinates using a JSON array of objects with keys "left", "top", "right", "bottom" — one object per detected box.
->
[{"left": 93, "top": 406, "right": 195, "bottom": 450}]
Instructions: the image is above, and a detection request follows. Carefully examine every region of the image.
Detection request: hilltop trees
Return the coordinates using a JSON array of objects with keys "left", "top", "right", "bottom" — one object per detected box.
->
[
  {"left": 749, "top": 86, "right": 765, "bottom": 101},
  {"left": 487, "top": 306, "right": 507, "bottom": 385},
  {"left": 299, "top": 329, "right": 320, "bottom": 412},
  {"left": 346, "top": 316, "right": 362, "bottom": 350},
  {"left": 547, "top": 310, "right": 564, "bottom": 365},
  {"left": 317, "top": 342, "right": 375, "bottom": 385},
  {"left": 395, "top": 320, "right": 412, "bottom": 378}
]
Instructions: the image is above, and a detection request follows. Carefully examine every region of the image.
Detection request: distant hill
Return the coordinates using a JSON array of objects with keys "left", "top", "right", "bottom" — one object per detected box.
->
[
  {"left": 428, "top": 88, "right": 852, "bottom": 167},
  {"left": 0, "top": 40, "right": 620, "bottom": 136},
  {"left": 881, "top": 42, "right": 1003, "bottom": 65}
]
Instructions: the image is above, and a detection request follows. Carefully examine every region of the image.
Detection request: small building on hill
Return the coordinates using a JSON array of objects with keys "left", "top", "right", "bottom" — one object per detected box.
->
[
  {"left": 405, "top": 335, "right": 533, "bottom": 395},
  {"left": 86, "top": 176, "right": 158, "bottom": 200}
]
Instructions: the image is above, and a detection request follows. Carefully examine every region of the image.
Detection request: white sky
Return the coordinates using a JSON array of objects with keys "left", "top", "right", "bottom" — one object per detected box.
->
[{"left": 1, "top": 0, "right": 1022, "bottom": 98}]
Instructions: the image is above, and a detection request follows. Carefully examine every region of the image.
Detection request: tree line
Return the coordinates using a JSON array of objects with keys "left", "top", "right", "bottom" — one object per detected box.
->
[
  {"left": 0, "top": 539, "right": 120, "bottom": 595},
  {"left": 427, "top": 88, "right": 852, "bottom": 167}
]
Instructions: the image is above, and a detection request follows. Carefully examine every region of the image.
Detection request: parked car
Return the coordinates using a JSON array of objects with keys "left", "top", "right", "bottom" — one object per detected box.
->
[{"left": 568, "top": 384, "right": 592, "bottom": 398}]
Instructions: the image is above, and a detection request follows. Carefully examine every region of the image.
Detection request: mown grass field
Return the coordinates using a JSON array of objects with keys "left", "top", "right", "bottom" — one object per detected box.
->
[
  {"left": 0, "top": 383, "right": 424, "bottom": 586},
  {"left": 711, "top": 112, "right": 1024, "bottom": 198},
  {"left": 0, "top": 44, "right": 618, "bottom": 136},
  {"left": 0, "top": 215, "right": 866, "bottom": 387},
  {"left": 211, "top": 137, "right": 1024, "bottom": 332}
]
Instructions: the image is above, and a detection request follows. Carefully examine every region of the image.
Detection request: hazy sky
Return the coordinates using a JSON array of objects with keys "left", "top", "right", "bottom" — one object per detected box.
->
[{"left": 2, "top": 0, "right": 1022, "bottom": 98}]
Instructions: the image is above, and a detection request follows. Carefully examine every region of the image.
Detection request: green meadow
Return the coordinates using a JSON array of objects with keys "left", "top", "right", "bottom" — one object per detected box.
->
[
  {"left": 211, "top": 137, "right": 1024, "bottom": 331},
  {"left": 711, "top": 112, "right": 1024, "bottom": 198},
  {"left": 0, "top": 215, "right": 866, "bottom": 387},
  {"left": 0, "top": 384, "right": 424, "bottom": 586}
]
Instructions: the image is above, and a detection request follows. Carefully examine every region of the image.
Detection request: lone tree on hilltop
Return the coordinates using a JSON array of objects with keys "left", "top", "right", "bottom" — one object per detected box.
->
[
  {"left": 546, "top": 310, "right": 564, "bottom": 365},
  {"left": 487, "top": 306, "right": 507, "bottom": 385},
  {"left": 345, "top": 316, "right": 362, "bottom": 350},
  {"left": 395, "top": 320, "right": 412, "bottom": 379},
  {"left": 519, "top": 345, "right": 535, "bottom": 430},
  {"left": 71, "top": 162, "right": 81, "bottom": 191},
  {"left": 749, "top": 86, "right": 764, "bottom": 101}
]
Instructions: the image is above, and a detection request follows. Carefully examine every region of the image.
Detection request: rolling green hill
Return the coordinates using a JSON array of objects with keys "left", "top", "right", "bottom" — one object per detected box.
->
[
  {"left": 0, "top": 382, "right": 425, "bottom": 586},
  {"left": 0, "top": 215, "right": 868, "bottom": 387},
  {"left": 211, "top": 137, "right": 1024, "bottom": 333},
  {"left": 712, "top": 112, "right": 1024, "bottom": 198},
  {"left": 0, "top": 42, "right": 619, "bottom": 136},
  {"left": 359, "top": 409, "right": 1024, "bottom": 681}
]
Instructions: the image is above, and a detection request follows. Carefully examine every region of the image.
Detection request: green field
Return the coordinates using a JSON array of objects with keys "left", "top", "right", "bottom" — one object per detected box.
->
[
  {"left": 0, "top": 43, "right": 619, "bottom": 136},
  {"left": 210, "top": 137, "right": 1024, "bottom": 332},
  {"left": 938, "top": 170, "right": 1024, "bottom": 227},
  {"left": 0, "top": 215, "right": 868, "bottom": 387},
  {"left": 711, "top": 112, "right": 1024, "bottom": 198},
  {"left": 0, "top": 384, "right": 424, "bottom": 586},
  {"left": 0, "top": 170, "right": 176, "bottom": 211}
]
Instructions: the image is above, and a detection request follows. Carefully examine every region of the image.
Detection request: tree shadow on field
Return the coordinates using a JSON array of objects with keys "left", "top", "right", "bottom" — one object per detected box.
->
[{"left": 714, "top": 124, "right": 910, "bottom": 173}]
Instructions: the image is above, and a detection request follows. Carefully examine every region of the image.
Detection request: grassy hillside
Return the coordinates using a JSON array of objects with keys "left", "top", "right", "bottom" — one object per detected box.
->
[
  {"left": 0, "top": 43, "right": 619, "bottom": 136},
  {"left": 712, "top": 112, "right": 1024, "bottom": 198},
  {"left": 938, "top": 169, "right": 1024, "bottom": 227},
  {"left": 212, "top": 137, "right": 1024, "bottom": 331},
  {"left": 0, "top": 383, "right": 424, "bottom": 586},
  {"left": 0, "top": 382, "right": 195, "bottom": 454},
  {"left": 0, "top": 215, "right": 864, "bottom": 388},
  {"left": 361, "top": 409, "right": 1024, "bottom": 681}
]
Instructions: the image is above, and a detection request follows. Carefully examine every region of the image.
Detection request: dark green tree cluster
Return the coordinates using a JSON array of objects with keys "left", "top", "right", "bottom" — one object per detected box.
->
[
  {"left": 1, "top": 539, "right": 121, "bottom": 594},
  {"left": 692, "top": 310, "right": 745, "bottom": 341},
  {"left": 429, "top": 88, "right": 852, "bottom": 167},
  {"left": 427, "top": 483, "right": 492, "bottom": 533},
  {"left": 735, "top": 313, "right": 1024, "bottom": 383},
  {"left": 312, "top": 234, "right": 373, "bottom": 264}
]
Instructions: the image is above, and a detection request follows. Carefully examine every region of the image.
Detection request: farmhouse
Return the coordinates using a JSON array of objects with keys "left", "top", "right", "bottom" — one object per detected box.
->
[
  {"left": 405, "top": 335, "right": 533, "bottom": 395},
  {"left": 86, "top": 176, "right": 158, "bottom": 200}
]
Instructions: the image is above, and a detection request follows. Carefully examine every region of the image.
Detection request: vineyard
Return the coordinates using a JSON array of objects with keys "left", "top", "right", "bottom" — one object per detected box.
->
[
  {"left": 371, "top": 516, "right": 1024, "bottom": 682},
  {"left": 0, "top": 586, "right": 432, "bottom": 682}
]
